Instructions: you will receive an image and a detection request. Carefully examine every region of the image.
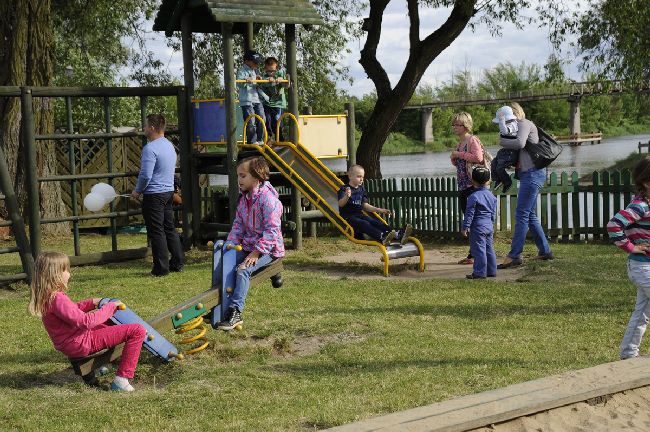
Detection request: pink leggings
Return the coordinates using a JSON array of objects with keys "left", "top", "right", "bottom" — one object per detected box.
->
[{"left": 87, "top": 323, "right": 146, "bottom": 379}]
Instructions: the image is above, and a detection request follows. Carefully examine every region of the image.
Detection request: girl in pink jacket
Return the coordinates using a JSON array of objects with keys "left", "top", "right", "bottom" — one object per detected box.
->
[
  {"left": 215, "top": 156, "right": 284, "bottom": 330},
  {"left": 29, "top": 251, "right": 146, "bottom": 391}
]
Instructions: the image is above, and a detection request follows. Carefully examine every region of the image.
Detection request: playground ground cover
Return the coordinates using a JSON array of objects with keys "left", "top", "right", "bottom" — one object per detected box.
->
[{"left": 0, "top": 233, "right": 636, "bottom": 431}]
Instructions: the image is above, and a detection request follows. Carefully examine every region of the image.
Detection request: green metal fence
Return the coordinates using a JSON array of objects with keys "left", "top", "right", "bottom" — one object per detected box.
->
[
  {"left": 365, "top": 171, "right": 636, "bottom": 241},
  {"left": 1, "top": 85, "right": 194, "bottom": 268}
]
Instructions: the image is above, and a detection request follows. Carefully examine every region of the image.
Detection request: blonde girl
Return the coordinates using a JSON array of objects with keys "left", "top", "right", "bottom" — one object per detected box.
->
[{"left": 29, "top": 252, "right": 146, "bottom": 391}]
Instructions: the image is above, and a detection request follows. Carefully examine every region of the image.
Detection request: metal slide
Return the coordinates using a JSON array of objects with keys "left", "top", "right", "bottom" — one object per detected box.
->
[{"left": 241, "top": 113, "right": 424, "bottom": 276}]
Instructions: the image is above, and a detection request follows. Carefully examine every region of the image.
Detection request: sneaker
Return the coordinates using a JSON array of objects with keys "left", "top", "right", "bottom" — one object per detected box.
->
[
  {"left": 466, "top": 274, "right": 486, "bottom": 279},
  {"left": 399, "top": 224, "right": 413, "bottom": 245},
  {"left": 111, "top": 376, "right": 135, "bottom": 392},
  {"left": 534, "top": 252, "right": 555, "bottom": 260},
  {"left": 458, "top": 257, "right": 474, "bottom": 265},
  {"left": 217, "top": 307, "right": 243, "bottom": 331},
  {"left": 497, "top": 258, "right": 523, "bottom": 269},
  {"left": 380, "top": 230, "right": 397, "bottom": 246},
  {"left": 255, "top": 141, "right": 265, "bottom": 145}
]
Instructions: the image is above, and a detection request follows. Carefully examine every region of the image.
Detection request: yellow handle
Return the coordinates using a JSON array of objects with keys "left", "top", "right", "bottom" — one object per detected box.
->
[
  {"left": 116, "top": 303, "right": 126, "bottom": 310},
  {"left": 227, "top": 244, "right": 243, "bottom": 251},
  {"left": 207, "top": 241, "right": 214, "bottom": 248},
  {"left": 235, "top": 79, "right": 289, "bottom": 83}
]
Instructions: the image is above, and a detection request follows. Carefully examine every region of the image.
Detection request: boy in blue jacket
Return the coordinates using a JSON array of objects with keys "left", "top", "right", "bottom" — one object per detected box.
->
[
  {"left": 462, "top": 166, "right": 497, "bottom": 279},
  {"left": 236, "top": 50, "right": 265, "bottom": 144}
]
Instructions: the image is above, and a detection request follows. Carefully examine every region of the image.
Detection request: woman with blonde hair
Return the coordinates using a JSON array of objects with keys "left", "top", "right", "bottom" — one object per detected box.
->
[
  {"left": 450, "top": 111, "right": 486, "bottom": 265},
  {"left": 497, "top": 102, "right": 554, "bottom": 268}
]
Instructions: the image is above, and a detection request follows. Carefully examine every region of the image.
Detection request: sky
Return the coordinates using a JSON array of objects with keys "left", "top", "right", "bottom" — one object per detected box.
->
[{"left": 139, "top": 2, "right": 582, "bottom": 98}]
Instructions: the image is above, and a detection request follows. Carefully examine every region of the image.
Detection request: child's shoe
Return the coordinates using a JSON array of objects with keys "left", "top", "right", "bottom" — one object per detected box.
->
[
  {"left": 466, "top": 273, "right": 486, "bottom": 279},
  {"left": 399, "top": 224, "right": 413, "bottom": 245},
  {"left": 217, "top": 307, "right": 243, "bottom": 331},
  {"left": 380, "top": 230, "right": 396, "bottom": 245},
  {"left": 111, "top": 376, "right": 135, "bottom": 392}
]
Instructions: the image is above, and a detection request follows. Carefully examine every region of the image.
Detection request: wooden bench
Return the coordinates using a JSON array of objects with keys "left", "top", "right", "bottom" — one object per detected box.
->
[{"left": 69, "top": 259, "right": 283, "bottom": 384}]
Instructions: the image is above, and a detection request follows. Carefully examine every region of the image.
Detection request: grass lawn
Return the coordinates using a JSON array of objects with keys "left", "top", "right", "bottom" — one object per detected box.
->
[{"left": 0, "top": 233, "right": 635, "bottom": 431}]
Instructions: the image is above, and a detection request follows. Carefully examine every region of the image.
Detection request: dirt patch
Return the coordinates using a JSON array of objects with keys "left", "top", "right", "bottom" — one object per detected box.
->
[
  {"left": 228, "top": 332, "right": 365, "bottom": 358},
  {"left": 470, "top": 385, "right": 650, "bottom": 432},
  {"left": 311, "top": 247, "right": 525, "bottom": 281}
]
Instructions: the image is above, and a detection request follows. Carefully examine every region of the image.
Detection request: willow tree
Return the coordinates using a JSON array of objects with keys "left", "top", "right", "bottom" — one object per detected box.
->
[
  {"left": 356, "top": 0, "right": 568, "bottom": 178},
  {"left": 0, "top": 0, "right": 67, "bottom": 235}
]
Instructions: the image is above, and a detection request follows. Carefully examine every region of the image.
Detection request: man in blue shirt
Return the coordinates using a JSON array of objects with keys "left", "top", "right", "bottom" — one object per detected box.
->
[{"left": 131, "top": 114, "right": 184, "bottom": 276}]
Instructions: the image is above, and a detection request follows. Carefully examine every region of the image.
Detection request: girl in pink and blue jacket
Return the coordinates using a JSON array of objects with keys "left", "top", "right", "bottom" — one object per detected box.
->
[{"left": 215, "top": 156, "right": 285, "bottom": 330}]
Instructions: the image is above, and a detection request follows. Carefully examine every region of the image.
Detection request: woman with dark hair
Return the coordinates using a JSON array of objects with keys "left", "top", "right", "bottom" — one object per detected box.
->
[{"left": 497, "top": 102, "right": 553, "bottom": 269}]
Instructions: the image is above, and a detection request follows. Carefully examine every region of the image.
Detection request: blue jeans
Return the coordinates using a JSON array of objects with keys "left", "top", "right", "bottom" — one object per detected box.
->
[
  {"left": 507, "top": 168, "right": 551, "bottom": 259},
  {"left": 211, "top": 240, "right": 273, "bottom": 311},
  {"left": 620, "top": 260, "right": 650, "bottom": 359},
  {"left": 264, "top": 106, "right": 284, "bottom": 140},
  {"left": 491, "top": 148, "right": 518, "bottom": 186},
  {"left": 345, "top": 214, "right": 390, "bottom": 241},
  {"left": 241, "top": 103, "right": 266, "bottom": 143},
  {"left": 470, "top": 229, "right": 497, "bottom": 277}
]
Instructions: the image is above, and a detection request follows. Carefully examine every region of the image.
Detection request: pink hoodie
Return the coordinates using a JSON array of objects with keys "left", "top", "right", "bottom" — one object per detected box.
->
[
  {"left": 228, "top": 181, "right": 285, "bottom": 258},
  {"left": 41, "top": 292, "right": 118, "bottom": 358}
]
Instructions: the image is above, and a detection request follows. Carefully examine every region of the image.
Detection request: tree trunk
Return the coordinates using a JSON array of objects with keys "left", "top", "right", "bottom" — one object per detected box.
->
[
  {"left": 0, "top": 0, "right": 68, "bottom": 237},
  {"left": 357, "top": 0, "right": 475, "bottom": 178}
]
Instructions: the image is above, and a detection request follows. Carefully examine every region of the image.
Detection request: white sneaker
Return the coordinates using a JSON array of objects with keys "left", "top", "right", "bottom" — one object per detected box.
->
[
  {"left": 111, "top": 375, "right": 135, "bottom": 392},
  {"left": 255, "top": 141, "right": 265, "bottom": 145}
]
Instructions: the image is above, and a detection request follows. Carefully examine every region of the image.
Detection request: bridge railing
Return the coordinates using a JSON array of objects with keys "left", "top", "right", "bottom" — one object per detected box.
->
[{"left": 406, "top": 79, "right": 650, "bottom": 109}]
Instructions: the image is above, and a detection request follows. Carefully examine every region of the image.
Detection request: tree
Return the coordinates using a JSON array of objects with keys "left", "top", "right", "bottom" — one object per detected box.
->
[
  {"left": 574, "top": 0, "right": 650, "bottom": 82},
  {"left": 0, "top": 0, "right": 68, "bottom": 235},
  {"left": 356, "top": 0, "right": 568, "bottom": 177}
]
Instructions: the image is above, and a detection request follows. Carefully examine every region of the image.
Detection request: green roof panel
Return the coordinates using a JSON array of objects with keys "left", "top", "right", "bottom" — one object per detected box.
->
[{"left": 154, "top": 0, "right": 324, "bottom": 35}]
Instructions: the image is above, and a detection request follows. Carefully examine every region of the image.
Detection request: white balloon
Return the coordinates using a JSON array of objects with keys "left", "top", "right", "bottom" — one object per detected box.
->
[
  {"left": 91, "top": 182, "right": 117, "bottom": 202},
  {"left": 83, "top": 192, "right": 107, "bottom": 212}
]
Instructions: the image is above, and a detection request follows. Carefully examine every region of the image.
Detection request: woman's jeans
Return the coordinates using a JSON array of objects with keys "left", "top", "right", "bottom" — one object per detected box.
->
[
  {"left": 507, "top": 168, "right": 551, "bottom": 259},
  {"left": 620, "top": 260, "right": 650, "bottom": 359}
]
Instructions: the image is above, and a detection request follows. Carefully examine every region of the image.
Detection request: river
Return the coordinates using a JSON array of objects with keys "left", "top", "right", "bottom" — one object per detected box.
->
[{"left": 321, "top": 133, "right": 650, "bottom": 178}]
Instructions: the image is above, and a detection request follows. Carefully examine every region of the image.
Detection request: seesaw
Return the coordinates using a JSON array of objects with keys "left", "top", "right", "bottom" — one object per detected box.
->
[{"left": 68, "top": 245, "right": 283, "bottom": 386}]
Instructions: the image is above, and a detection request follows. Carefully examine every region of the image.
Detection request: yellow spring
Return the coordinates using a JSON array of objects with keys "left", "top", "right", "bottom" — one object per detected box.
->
[{"left": 175, "top": 316, "right": 209, "bottom": 355}]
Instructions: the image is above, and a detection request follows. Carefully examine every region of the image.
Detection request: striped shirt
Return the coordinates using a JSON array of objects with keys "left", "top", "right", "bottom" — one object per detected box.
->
[{"left": 607, "top": 196, "right": 650, "bottom": 262}]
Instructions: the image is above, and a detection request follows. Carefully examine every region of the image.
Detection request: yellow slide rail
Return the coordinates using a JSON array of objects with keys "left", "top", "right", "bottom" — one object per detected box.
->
[{"left": 241, "top": 114, "right": 424, "bottom": 276}]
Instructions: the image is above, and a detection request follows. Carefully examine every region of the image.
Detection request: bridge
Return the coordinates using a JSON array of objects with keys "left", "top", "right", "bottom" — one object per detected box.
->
[{"left": 405, "top": 79, "right": 650, "bottom": 142}]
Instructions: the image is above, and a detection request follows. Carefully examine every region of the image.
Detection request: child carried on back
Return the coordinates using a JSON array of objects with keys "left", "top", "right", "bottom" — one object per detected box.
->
[
  {"left": 338, "top": 164, "right": 412, "bottom": 245},
  {"left": 490, "top": 106, "right": 519, "bottom": 192}
]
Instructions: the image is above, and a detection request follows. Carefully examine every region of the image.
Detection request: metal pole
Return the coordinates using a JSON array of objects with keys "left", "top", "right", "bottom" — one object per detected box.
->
[
  {"left": 244, "top": 22, "right": 254, "bottom": 51},
  {"left": 176, "top": 87, "right": 193, "bottom": 246},
  {"left": 104, "top": 96, "right": 117, "bottom": 251},
  {"left": 302, "top": 106, "right": 316, "bottom": 238},
  {"left": 21, "top": 87, "right": 40, "bottom": 258},
  {"left": 286, "top": 23, "right": 302, "bottom": 250},
  {"left": 66, "top": 96, "right": 80, "bottom": 256},
  {"left": 0, "top": 138, "right": 34, "bottom": 283},
  {"left": 345, "top": 102, "right": 356, "bottom": 169},
  {"left": 223, "top": 22, "right": 239, "bottom": 222}
]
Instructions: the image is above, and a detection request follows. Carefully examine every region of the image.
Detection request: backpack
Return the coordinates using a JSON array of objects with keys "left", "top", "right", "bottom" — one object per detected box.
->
[
  {"left": 525, "top": 126, "right": 563, "bottom": 169},
  {"left": 464, "top": 135, "right": 493, "bottom": 177}
]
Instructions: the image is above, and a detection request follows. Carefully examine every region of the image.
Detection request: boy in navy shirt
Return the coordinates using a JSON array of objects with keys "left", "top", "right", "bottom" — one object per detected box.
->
[
  {"left": 338, "top": 165, "right": 412, "bottom": 245},
  {"left": 462, "top": 166, "right": 497, "bottom": 279}
]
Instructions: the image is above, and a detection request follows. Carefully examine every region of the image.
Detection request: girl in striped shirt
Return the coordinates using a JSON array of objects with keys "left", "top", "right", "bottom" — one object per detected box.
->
[{"left": 607, "top": 155, "right": 650, "bottom": 359}]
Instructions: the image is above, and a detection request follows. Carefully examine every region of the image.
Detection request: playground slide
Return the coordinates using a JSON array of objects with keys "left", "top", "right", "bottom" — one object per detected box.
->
[{"left": 240, "top": 124, "right": 425, "bottom": 276}]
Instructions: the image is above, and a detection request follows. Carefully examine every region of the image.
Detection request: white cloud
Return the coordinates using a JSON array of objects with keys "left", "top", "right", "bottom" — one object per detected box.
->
[{"left": 338, "top": 2, "right": 581, "bottom": 97}]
